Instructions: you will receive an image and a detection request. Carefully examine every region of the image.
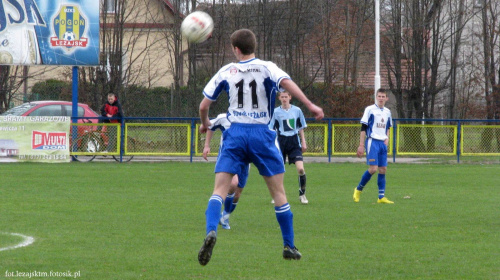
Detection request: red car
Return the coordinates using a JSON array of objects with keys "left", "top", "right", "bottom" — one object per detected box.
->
[{"left": 1, "top": 100, "right": 99, "bottom": 122}]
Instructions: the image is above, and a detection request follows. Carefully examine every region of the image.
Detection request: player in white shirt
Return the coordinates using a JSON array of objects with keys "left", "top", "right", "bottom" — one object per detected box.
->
[
  {"left": 202, "top": 113, "right": 249, "bottom": 230},
  {"left": 353, "top": 89, "right": 394, "bottom": 204},
  {"left": 197, "top": 29, "right": 323, "bottom": 266}
]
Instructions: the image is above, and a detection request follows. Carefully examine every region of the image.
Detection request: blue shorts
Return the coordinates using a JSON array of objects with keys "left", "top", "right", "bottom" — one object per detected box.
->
[
  {"left": 365, "top": 138, "right": 388, "bottom": 167},
  {"left": 236, "top": 164, "right": 250, "bottom": 188},
  {"left": 215, "top": 123, "right": 285, "bottom": 177}
]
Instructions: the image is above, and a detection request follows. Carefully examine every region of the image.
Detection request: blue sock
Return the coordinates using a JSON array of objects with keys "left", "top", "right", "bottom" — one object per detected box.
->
[
  {"left": 229, "top": 202, "right": 238, "bottom": 213},
  {"left": 225, "top": 193, "right": 235, "bottom": 213},
  {"left": 357, "top": 170, "right": 373, "bottom": 191},
  {"left": 275, "top": 203, "right": 294, "bottom": 248},
  {"left": 205, "top": 195, "right": 223, "bottom": 234},
  {"left": 378, "top": 174, "right": 386, "bottom": 199}
]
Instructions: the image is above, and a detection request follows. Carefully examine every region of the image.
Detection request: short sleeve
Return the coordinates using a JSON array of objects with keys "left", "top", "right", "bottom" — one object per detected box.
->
[{"left": 360, "top": 107, "right": 370, "bottom": 124}]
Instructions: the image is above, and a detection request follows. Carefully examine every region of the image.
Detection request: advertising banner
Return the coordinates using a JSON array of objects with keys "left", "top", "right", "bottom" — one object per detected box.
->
[
  {"left": 0, "top": 0, "right": 99, "bottom": 66},
  {"left": 0, "top": 116, "right": 71, "bottom": 162}
]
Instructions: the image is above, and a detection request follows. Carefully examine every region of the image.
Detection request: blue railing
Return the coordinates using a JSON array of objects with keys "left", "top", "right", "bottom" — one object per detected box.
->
[{"left": 72, "top": 116, "right": 500, "bottom": 163}]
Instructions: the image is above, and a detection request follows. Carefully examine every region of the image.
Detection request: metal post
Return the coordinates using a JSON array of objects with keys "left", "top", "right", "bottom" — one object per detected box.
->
[
  {"left": 119, "top": 118, "right": 125, "bottom": 162},
  {"left": 374, "top": 0, "right": 381, "bottom": 98},
  {"left": 190, "top": 119, "right": 196, "bottom": 163},
  {"left": 328, "top": 120, "right": 332, "bottom": 163},
  {"left": 457, "top": 120, "right": 461, "bottom": 163},
  {"left": 72, "top": 66, "right": 78, "bottom": 122},
  {"left": 393, "top": 120, "right": 397, "bottom": 163},
  {"left": 71, "top": 67, "right": 79, "bottom": 160}
]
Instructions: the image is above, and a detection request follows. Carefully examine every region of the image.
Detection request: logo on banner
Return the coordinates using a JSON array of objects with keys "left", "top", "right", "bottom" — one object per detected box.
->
[
  {"left": 32, "top": 131, "right": 67, "bottom": 150},
  {"left": 0, "top": 0, "right": 46, "bottom": 33},
  {"left": 50, "top": 5, "right": 88, "bottom": 52}
]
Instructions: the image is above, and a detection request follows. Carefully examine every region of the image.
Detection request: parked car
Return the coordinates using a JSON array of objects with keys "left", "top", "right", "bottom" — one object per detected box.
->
[{"left": 1, "top": 100, "right": 99, "bottom": 123}]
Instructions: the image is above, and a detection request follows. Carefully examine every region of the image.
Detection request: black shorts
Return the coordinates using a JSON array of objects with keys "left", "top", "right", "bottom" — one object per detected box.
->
[{"left": 277, "top": 135, "right": 303, "bottom": 165}]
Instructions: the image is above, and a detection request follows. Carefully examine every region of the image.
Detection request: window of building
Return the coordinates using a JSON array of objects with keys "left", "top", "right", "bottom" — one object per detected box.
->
[{"left": 102, "top": 0, "right": 116, "bottom": 13}]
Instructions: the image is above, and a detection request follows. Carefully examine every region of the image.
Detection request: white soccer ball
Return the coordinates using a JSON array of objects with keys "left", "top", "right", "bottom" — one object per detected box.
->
[
  {"left": 63, "top": 31, "right": 75, "bottom": 41},
  {"left": 181, "top": 11, "right": 214, "bottom": 44}
]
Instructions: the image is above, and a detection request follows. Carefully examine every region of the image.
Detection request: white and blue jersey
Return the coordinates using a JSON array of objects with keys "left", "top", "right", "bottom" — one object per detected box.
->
[
  {"left": 361, "top": 104, "right": 392, "bottom": 166},
  {"left": 269, "top": 105, "right": 307, "bottom": 137},
  {"left": 204, "top": 58, "right": 287, "bottom": 176},
  {"left": 209, "top": 113, "right": 231, "bottom": 132},
  {"left": 360, "top": 104, "right": 392, "bottom": 141},
  {"left": 203, "top": 58, "right": 290, "bottom": 125}
]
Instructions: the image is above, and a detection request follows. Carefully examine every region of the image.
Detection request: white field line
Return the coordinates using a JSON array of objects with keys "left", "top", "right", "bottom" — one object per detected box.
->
[{"left": 0, "top": 233, "right": 35, "bottom": 252}]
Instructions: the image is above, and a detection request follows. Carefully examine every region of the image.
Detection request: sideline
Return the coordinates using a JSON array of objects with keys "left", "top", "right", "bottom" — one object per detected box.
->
[{"left": 0, "top": 233, "right": 35, "bottom": 252}]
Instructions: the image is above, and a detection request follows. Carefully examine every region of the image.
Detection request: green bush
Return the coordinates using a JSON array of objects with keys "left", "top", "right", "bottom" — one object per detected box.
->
[{"left": 30, "top": 79, "right": 71, "bottom": 101}]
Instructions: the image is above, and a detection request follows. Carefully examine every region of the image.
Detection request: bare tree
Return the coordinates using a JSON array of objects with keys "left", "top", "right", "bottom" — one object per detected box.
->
[
  {"left": 75, "top": 0, "right": 177, "bottom": 111},
  {"left": 0, "top": 66, "right": 46, "bottom": 112},
  {"left": 0, "top": 66, "right": 26, "bottom": 112},
  {"left": 380, "top": 0, "right": 476, "bottom": 120},
  {"left": 480, "top": 0, "right": 500, "bottom": 120}
]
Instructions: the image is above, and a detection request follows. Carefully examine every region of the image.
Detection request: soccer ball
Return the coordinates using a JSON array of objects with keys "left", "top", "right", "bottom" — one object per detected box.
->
[
  {"left": 63, "top": 31, "right": 75, "bottom": 41},
  {"left": 181, "top": 11, "right": 214, "bottom": 44}
]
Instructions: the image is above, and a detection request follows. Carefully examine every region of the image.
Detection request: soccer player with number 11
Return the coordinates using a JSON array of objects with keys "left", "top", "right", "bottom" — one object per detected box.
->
[{"left": 197, "top": 29, "right": 324, "bottom": 266}]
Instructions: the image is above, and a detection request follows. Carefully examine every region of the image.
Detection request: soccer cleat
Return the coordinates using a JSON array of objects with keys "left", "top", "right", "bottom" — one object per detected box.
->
[
  {"left": 198, "top": 230, "right": 217, "bottom": 266},
  {"left": 299, "top": 195, "right": 309, "bottom": 204},
  {"left": 353, "top": 188, "right": 362, "bottom": 202},
  {"left": 219, "top": 212, "right": 231, "bottom": 230},
  {"left": 377, "top": 197, "right": 394, "bottom": 204},
  {"left": 283, "top": 245, "right": 302, "bottom": 260}
]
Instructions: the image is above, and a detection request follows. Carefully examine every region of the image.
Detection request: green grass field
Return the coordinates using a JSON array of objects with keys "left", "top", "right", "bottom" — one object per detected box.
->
[{"left": 0, "top": 162, "right": 498, "bottom": 279}]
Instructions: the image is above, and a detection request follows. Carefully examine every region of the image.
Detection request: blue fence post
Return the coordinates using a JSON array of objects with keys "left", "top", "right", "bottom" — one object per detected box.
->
[
  {"left": 190, "top": 119, "right": 196, "bottom": 163},
  {"left": 71, "top": 66, "right": 78, "bottom": 161},
  {"left": 457, "top": 120, "right": 461, "bottom": 163},
  {"left": 328, "top": 120, "right": 332, "bottom": 163},
  {"left": 393, "top": 119, "right": 397, "bottom": 163},
  {"left": 119, "top": 117, "right": 125, "bottom": 162}
]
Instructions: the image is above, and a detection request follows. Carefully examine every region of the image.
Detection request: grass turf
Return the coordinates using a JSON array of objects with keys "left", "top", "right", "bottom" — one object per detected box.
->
[{"left": 0, "top": 162, "right": 498, "bottom": 279}]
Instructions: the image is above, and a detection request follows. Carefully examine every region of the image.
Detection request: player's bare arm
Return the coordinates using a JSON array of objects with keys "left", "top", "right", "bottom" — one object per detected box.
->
[
  {"left": 357, "top": 130, "right": 366, "bottom": 158},
  {"left": 203, "top": 130, "right": 214, "bottom": 161},
  {"left": 199, "top": 97, "right": 213, "bottom": 133},
  {"left": 299, "top": 129, "right": 307, "bottom": 152},
  {"left": 384, "top": 128, "right": 391, "bottom": 146},
  {"left": 279, "top": 79, "right": 324, "bottom": 120}
]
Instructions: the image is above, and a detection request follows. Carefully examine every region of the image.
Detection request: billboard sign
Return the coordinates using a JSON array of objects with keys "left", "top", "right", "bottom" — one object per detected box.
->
[
  {"left": 0, "top": 0, "right": 99, "bottom": 66},
  {"left": 0, "top": 116, "right": 71, "bottom": 163}
]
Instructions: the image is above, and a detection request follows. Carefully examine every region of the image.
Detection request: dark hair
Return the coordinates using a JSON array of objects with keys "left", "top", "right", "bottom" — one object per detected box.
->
[
  {"left": 377, "top": 88, "right": 387, "bottom": 96},
  {"left": 230, "top": 29, "right": 256, "bottom": 55}
]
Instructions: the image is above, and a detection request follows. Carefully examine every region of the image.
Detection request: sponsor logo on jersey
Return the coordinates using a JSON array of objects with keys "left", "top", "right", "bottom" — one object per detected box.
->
[
  {"left": 50, "top": 5, "right": 88, "bottom": 52},
  {"left": 32, "top": 131, "right": 67, "bottom": 150},
  {"left": 376, "top": 118, "right": 386, "bottom": 128},
  {"left": 283, "top": 119, "right": 296, "bottom": 131},
  {"left": 230, "top": 67, "right": 238, "bottom": 75},
  {"left": 232, "top": 110, "right": 267, "bottom": 119},
  {"left": 239, "top": 68, "right": 261, "bottom": 73}
]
